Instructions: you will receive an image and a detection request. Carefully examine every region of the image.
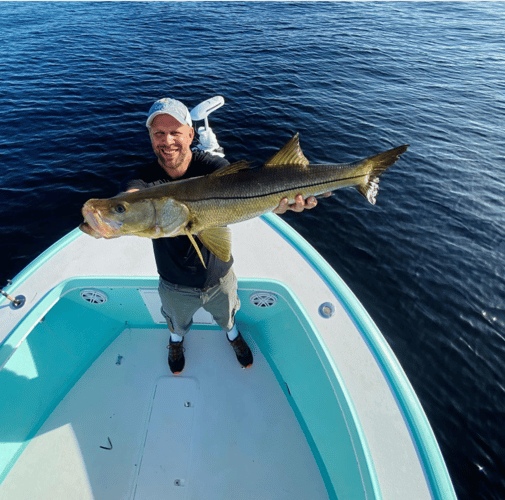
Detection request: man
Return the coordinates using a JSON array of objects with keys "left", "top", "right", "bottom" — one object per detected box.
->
[{"left": 123, "top": 98, "right": 322, "bottom": 375}]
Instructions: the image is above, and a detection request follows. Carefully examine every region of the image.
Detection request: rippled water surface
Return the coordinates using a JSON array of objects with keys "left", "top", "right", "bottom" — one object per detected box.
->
[{"left": 1, "top": 2, "right": 505, "bottom": 498}]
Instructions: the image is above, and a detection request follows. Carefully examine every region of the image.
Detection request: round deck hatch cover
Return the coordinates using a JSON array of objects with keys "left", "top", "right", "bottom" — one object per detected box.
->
[
  {"left": 318, "top": 302, "right": 335, "bottom": 318},
  {"left": 80, "top": 289, "right": 108, "bottom": 304},
  {"left": 250, "top": 292, "right": 277, "bottom": 308}
]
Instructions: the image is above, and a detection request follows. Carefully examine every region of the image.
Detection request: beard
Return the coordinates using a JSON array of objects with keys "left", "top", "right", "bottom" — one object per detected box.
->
[{"left": 155, "top": 146, "right": 189, "bottom": 172}]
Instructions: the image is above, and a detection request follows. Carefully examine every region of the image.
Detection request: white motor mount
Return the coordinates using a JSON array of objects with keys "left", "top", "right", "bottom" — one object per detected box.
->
[{"left": 190, "top": 95, "right": 225, "bottom": 157}]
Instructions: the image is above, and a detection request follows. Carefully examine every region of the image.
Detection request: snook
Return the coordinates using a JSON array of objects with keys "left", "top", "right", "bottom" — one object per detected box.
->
[{"left": 81, "top": 134, "right": 408, "bottom": 265}]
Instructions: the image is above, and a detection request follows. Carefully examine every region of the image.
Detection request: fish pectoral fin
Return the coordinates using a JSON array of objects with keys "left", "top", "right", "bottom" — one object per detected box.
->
[
  {"left": 198, "top": 227, "right": 232, "bottom": 263},
  {"left": 209, "top": 160, "right": 253, "bottom": 177},
  {"left": 185, "top": 228, "right": 207, "bottom": 269},
  {"left": 264, "top": 133, "right": 310, "bottom": 168}
]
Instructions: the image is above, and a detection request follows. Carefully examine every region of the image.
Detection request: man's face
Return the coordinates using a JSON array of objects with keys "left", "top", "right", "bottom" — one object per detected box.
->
[{"left": 149, "top": 114, "right": 194, "bottom": 176}]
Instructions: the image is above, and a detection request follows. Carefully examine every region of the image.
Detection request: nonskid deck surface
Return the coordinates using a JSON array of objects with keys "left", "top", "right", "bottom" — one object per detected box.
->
[{"left": 1, "top": 327, "right": 329, "bottom": 500}]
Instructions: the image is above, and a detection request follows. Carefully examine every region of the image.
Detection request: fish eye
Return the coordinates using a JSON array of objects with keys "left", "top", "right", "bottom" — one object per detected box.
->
[{"left": 115, "top": 203, "right": 127, "bottom": 214}]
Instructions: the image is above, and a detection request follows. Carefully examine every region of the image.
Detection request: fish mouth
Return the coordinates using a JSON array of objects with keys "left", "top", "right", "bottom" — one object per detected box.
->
[{"left": 82, "top": 202, "right": 122, "bottom": 238}]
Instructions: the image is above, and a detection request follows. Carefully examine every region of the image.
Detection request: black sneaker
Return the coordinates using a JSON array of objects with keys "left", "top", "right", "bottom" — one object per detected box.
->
[
  {"left": 228, "top": 332, "right": 253, "bottom": 369},
  {"left": 168, "top": 339, "right": 185, "bottom": 374}
]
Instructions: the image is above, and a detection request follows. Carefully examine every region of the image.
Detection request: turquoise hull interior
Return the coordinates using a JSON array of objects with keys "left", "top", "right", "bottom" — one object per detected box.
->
[
  {"left": 0, "top": 214, "right": 457, "bottom": 499},
  {"left": 1, "top": 276, "right": 371, "bottom": 499}
]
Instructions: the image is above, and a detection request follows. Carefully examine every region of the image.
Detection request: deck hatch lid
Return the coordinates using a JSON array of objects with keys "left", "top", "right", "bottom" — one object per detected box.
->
[
  {"left": 80, "top": 289, "right": 108, "bottom": 304},
  {"left": 249, "top": 291, "right": 277, "bottom": 308}
]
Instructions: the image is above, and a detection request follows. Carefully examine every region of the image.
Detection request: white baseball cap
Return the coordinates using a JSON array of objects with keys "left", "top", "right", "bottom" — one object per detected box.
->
[{"left": 146, "top": 98, "right": 192, "bottom": 128}]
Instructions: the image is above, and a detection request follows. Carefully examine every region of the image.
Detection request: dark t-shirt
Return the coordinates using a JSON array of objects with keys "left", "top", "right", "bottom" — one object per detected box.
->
[{"left": 121, "top": 151, "right": 233, "bottom": 289}]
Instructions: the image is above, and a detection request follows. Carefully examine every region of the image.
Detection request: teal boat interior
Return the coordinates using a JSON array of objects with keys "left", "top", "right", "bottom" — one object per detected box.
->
[
  {"left": 1, "top": 275, "right": 368, "bottom": 499},
  {"left": 0, "top": 214, "right": 457, "bottom": 500}
]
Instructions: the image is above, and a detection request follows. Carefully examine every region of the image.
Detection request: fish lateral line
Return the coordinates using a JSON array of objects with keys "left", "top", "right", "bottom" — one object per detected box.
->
[
  {"left": 179, "top": 172, "right": 368, "bottom": 203},
  {"left": 178, "top": 143, "right": 409, "bottom": 204}
]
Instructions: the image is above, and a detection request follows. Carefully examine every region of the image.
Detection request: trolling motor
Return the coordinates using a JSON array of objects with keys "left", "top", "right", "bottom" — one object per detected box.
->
[{"left": 190, "top": 95, "right": 225, "bottom": 157}]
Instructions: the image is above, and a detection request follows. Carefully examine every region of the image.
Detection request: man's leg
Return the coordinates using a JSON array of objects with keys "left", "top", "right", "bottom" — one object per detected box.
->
[
  {"left": 158, "top": 278, "right": 202, "bottom": 374},
  {"left": 203, "top": 270, "right": 253, "bottom": 369}
]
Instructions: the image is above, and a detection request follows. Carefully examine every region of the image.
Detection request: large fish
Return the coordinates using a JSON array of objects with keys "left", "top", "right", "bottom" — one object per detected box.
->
[{"left": 80, "top": 134, "right": 408, "bottom": 266}]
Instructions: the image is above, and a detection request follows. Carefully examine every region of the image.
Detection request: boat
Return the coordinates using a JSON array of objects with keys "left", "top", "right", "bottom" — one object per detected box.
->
[{"left": 0, "top": 97, "right": 457, "bottom": 500}]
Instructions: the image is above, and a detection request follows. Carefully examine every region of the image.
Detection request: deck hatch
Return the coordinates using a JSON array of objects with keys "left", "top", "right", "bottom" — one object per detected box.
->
[
  {"left": 80, "top": 289, "right": 108, "bottom": 304},
  {"left": 249, "top": 291, "right": 277, "bottom": 308}
]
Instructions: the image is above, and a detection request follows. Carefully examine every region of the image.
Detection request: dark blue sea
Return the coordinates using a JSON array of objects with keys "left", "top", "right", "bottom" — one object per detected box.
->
[{"left": 1, "top": 2, "right": 504, "bottom": 498}]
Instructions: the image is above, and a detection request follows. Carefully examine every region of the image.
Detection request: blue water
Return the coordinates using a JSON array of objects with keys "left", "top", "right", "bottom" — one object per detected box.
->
[{"left": 1, "top": 2, "right": 504, "bottom": 498}]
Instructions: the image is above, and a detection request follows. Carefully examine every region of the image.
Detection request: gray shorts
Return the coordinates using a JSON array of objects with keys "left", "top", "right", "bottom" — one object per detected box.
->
[{"left": 158, "top": 269, "right": 241, "bottom": 337}]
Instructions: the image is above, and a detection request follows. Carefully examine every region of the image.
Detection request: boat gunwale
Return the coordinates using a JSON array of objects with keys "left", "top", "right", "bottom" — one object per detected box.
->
[
  {"left": 261, "top": 212, "right": 457, "bottom": 500},
  {"left": 3, "top": 229, "right": 83, "bottom": 297}
]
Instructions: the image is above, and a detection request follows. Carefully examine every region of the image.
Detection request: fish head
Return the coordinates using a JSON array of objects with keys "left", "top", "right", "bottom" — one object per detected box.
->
[
  {"left": 82, "top": 197, "right": 156, "bottom": 238},
  {"left": 82, "top": 194, "right": 191, "bottom": 239}
]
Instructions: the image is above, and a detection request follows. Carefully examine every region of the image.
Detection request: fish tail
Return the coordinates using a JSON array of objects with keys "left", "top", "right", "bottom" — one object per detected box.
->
[{"left": 354, "top": 144, "right": 409, "bottom": 204}]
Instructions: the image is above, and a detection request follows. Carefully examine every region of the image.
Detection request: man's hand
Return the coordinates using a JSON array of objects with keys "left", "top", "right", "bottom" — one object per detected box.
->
[{"left": 273, "top": 193, "right": 332, "bottom": 215}]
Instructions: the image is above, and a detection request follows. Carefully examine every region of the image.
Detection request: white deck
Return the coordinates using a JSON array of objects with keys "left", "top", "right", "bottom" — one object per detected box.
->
[{"left": 1, "top": 328, "right": 329, "bottom": 500}]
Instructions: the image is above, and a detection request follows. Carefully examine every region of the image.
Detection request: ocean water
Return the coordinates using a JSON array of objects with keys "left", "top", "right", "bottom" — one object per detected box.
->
[{"left": 1, "top": 2, "right": 505, "bottom": 498}]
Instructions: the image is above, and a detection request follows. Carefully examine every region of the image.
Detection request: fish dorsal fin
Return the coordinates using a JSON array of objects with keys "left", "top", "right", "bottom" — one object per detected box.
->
[
  {"left": 264, "top": 133, "right": 309, "bottom": 167},
  {"left": 209, "top": 160, "right": 252, "bottom": 178},
  {"left": 198, "top": 226, "right": 232, "bottom": 263}
]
